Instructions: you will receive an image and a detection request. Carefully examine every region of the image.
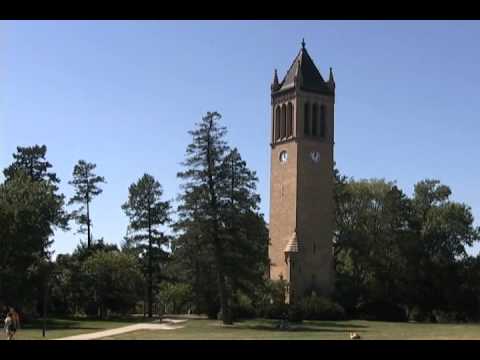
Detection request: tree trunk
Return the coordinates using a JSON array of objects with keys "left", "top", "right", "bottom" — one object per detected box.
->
[
  {"left": 86, "top": 195, "right": 91, "bottom": 248},
  {"left": 205, "top": 112, "right": 232, "bottom": 325},
  {"left": 148, "top": 207, "right": 153, "bottom": 318},
  {"left": 42, "top": 279, "right": 47, "bottom": 337},
  {"left": 213, "top": 238, "right": 232, "bottom": 324},
  {"left": 209, "top": 196, "right": 232, "bottom": 323}
]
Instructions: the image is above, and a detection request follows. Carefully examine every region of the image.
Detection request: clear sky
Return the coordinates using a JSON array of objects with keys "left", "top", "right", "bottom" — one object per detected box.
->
[{"left": 1, "top": 20, "right": 479, "bottom": 257}]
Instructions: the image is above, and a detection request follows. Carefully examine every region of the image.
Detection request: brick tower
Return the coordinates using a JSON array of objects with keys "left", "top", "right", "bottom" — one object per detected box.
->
[{"left": 268, "top": 39, "right": 335, "bottom": 303}]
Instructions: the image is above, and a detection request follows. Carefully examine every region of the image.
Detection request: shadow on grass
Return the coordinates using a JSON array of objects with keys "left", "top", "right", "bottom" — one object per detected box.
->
[
  {"left": 230, "top": 324, "right": 368, "bottom": 333},
  {"left": 226, "top": 319, "right": 369, "bottom": 333},
  {"left": 235, "top": 318, "right": 368, "bottom": 327},
  {"left": 160, "top": 314, "right": 209, "bottom": 321},
  {"left": 22, "top": 321, "right": 104, "bottom": 331},
  {"left": 305, "top": 321, "right": 368, "bottom": 329},
  {"left": 21, "top": 315, "right": 149, "bottom": 331}
]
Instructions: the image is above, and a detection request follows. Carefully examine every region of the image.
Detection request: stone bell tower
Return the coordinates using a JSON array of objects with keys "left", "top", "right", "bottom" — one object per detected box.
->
[{"left": 268, "top": 39, "right": 335, "bottom": 303}]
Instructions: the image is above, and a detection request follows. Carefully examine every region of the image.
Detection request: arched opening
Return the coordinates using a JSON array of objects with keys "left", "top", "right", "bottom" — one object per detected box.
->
[
  {"left": 275, "top": 106, "right": 281, "bottom": 141},
  {"left": 304, "top": 102, "right": 310, "bottom": 136},
  {"left": 281, "top": 104, "right": 287, "bottom": 139},
  {"left": 320, "top": 105, "right": 326, "bottom": 138},
  {"left": 287, "top": 102, "right": 293, "bottom": 137},
  {"left": 312, "top": 103, "right": 318, "bottom": 136}
]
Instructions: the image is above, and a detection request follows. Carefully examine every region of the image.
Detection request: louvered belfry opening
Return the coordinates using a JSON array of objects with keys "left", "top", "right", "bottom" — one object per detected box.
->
[
  {"left": 304, "top": 102, "right": 310, "bottom": 135},
  {"left": 287, "top": 102, "right": 293, "bottom": 137},
  {"left": 320, "top": 104, "right": 326, "bottom": 139},
  {"left": 275, "top": 106, "right": 281, "bottom": 141}
]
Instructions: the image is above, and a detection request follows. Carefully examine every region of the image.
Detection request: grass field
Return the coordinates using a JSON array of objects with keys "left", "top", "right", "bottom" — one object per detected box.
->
[
  {"left": 102, "top": 318, "right": 480, "bottom": 340},
  {"left": 0, "top": 316, "right": 149, "bottom": 340},
  {"left": 3, "top": 316, "right": 480, "bottom": 340}
]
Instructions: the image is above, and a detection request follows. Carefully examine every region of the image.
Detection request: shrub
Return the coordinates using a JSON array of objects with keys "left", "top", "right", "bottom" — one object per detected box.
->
[
  {"left": 300, "top": 295, "right": 346, "bottom": 321},
  {"left": 255, "top": 279, "right": 289, "bottom": 319},
  {"left": 288, "top": 303, "right": 304, "bottom": 323},
  {"left": 433, "top": 310, "right": 464, "bottom": 323},
  {"left": 356, "top": 301, "right": 407, "bottom": 322},
  {"left": 84, "top": 302, "right": 98, "bottom": 317},
  {"left": 232, "top": 293, "right": 256, "bottom": 320},
  {"left": 207, "top": 302, "right": 220, "bottom": 319},
  {"left": 408, "top": 306, "right": 431, "bottom": 322},
  {"left": 263, "top": 302, "right": 289, "bottom": 320}
]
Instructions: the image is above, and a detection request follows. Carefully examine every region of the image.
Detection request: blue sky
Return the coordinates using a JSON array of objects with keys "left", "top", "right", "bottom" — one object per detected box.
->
[{"left": 1, "top": 20, "right": 479, "bottom": 256}]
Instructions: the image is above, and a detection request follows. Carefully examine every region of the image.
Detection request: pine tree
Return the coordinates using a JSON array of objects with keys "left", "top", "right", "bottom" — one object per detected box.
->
[
  {"left": 3, "top": 145, "right": 60, "bottom": 186},
  {"left": 173, "top": 187, "right": 219, "bottom": 318},
  {"left": 122, "top": 173, "right": 170, "bottom": 318},
  {"left": 220, "top": 149, "right": 269, "bottom": 304},
  {"left": 2, "top": 145, "right": 67, "bottom": 324},
  {"left": 176, "top": 111, "right": 233, "bottom": 324},
  {"left": 68, "top": 160, "right": 106, "bottom": 248},
  {"left": 2, "top": 145, "right": 68, "bottom": 256},
  {"left": 176, "top": 113, "right": 269, "bottom": 324}
]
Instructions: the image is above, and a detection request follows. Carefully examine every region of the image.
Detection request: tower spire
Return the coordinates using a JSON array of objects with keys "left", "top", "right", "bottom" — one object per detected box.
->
[{"left": 301, "top": 38, "right": 306, "bottom": 50}]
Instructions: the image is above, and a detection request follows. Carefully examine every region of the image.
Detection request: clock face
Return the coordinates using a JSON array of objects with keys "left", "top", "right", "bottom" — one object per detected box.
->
[
  {"left": 310, "top": 151, "right": 320, "bottom": 163},
  {"left": 279, "top": 150, "right": 288, "bottom": 163}
]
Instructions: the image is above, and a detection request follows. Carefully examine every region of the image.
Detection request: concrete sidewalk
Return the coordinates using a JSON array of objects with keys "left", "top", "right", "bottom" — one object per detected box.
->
[{"left": 55, "top": 318, "right": 187, "bottom": 340}]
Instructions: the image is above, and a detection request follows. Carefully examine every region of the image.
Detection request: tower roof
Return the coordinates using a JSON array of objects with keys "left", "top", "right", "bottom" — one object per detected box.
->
[{"left": 275, "top": 40, "right": 334, "bottom": 96}]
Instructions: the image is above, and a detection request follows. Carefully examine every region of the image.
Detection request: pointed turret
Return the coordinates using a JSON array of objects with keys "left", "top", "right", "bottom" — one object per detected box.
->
[
  {"left": 271, "top": 68, "right": 280, "bottom": 92},
  {"left": 328, "top": 67, "right": 335, "bottom": 91}
]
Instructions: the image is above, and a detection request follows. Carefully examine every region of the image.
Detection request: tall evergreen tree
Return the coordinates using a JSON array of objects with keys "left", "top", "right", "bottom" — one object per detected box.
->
[
  {"left": 68, "top": 160, "right": 106, "bottom": 248},
  {"left": 122, "top": 173, "right": 170, "bottom": 318},
  {"left": 172, "top": 186, "right": 219, "bottom": 318},
  {"left": 1, "top": 145, "right": 67, "bottom": 315},
  {"left": 220, "top": 149, "right": 269, "bottom": 303},
  {"left": 176, "top": 111, "right": 233, "bottom": 324},
  {"left": 2, "top": 145, "right": 67, "bottom": 243},
  {"left": 176, "top": 113, "right": 268, "bottom": 324},
  {"left": 3, "top": 145, "right": 60, "bottom": 186}
]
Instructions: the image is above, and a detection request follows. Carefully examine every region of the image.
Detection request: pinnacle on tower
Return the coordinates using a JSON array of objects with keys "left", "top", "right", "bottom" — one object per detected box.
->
[
  {"left": 271, "top": 68, "right": 280, "bottom": 91},
  {"left": 328, "top": 67, "right": 335, "bottom": 90}
]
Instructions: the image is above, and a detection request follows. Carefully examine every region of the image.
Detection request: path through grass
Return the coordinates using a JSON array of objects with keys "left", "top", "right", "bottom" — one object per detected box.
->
[
  {"left": 102, "top": 318, "right": 480, "bottom": 340},
  {"left": 5, "top": 316, "right": 480, "bottom": 340},
  {"left": 0, "top": 316, "right": 151, "bottom": 340}
]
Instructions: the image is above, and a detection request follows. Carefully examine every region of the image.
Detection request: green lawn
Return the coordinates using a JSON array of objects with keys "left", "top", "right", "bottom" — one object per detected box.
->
[
  {"left": 0, "top": 316, "right": 151, "bottom": 340},
  {"left": 102, "top": 318, "right": 480, "bottom": 340},
  {"left": 5, "top": 316, "right": 480, "bottom": 340}
]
